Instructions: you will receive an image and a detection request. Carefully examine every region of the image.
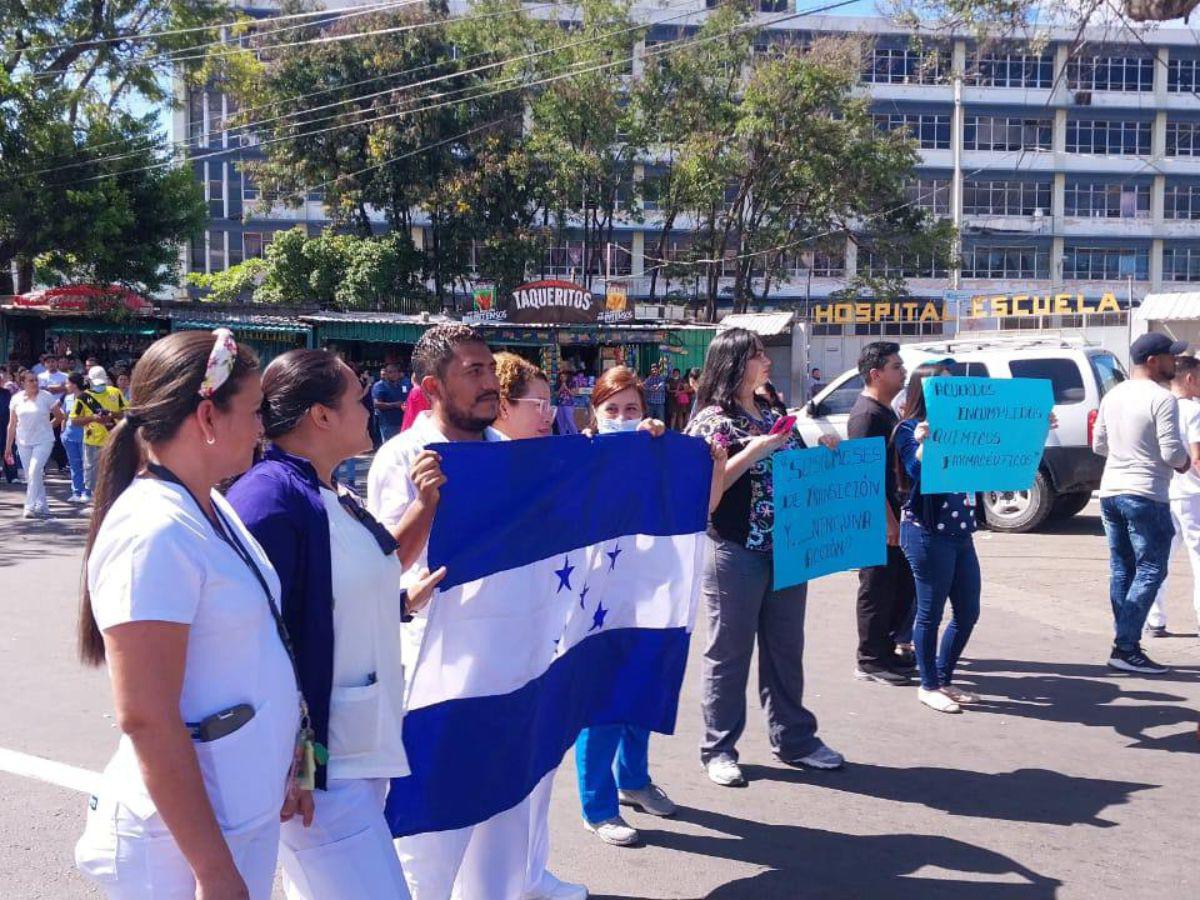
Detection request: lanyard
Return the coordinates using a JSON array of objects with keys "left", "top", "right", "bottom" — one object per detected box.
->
[{"left": 144, "top": 464, "right": 310, "bottom": 731}]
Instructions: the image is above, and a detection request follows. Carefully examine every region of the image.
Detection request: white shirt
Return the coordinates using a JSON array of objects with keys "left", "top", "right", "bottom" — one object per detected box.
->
[
  {"left": 1171, "top": 396, "right": 1200, "bottom": 499},
  {"left": 320, "top": 488, "right": 410, "bottom": 780},
  {"left": 37, "top": 370, "right": 67, "bottom": 393},
  {"left": 9, "top": 390, "right": 58, "bottom": 446},
  {"left": 88, "top": 478, "right": 299, "bottom": 831},
  {"left": 367, "top": 411, "right": 507, "bottom": 577}
]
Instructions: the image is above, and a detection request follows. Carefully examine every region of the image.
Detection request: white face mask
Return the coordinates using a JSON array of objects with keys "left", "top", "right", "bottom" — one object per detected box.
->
[{"left": 596, "top": 416, "right": 642, "bottom": 434}]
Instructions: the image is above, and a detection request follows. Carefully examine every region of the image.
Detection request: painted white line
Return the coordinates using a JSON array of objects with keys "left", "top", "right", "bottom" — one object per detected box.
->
[{"left": 0, "top": 747, "right": 101, "bottom": 795}]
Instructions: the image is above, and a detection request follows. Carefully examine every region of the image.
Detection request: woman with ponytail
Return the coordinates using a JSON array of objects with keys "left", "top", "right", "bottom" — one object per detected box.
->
[
  {"left": 226, "top": 349, "right": 444, "bottom": 899},
  {"left": 75, "top": 330, "right": 304, "bottom": 899}
]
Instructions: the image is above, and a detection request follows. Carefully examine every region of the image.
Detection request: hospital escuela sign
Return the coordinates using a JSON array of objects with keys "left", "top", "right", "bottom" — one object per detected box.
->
[{"left": 812, "top": 292, "right": 1123, "bottom": 324}]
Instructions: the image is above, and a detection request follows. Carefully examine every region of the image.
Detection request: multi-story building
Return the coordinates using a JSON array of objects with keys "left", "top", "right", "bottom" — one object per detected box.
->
[{"left": 178, "top": 5, "right": 1200, "bottom": 368}]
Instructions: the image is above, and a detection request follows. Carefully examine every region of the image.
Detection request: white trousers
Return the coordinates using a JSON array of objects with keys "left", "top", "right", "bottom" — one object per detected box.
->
[
  {"left": 1149, "top": 495, "right": 1200, "bottom": 630},
  {"left": 75, "top": 794, "right": 280, "bottom": 899},
  {"left": 396, "top": 771, "right": 555, "bottom": 900},
  {"left": 280, "top": 777, "right": 409, "bottom": 900},
  {"left": 17, "top": 439, "right": 52, "bottom": 513}
]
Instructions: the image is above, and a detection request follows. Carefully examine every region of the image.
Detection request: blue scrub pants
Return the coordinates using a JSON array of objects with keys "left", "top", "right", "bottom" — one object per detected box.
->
[{"left": 574, "top": 724, "right": 650, "bottom": 825}]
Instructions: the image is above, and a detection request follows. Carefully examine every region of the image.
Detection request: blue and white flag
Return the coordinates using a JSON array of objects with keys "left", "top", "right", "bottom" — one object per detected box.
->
[{"left": 386, "top": 432, "right": 710, "bottom": 844}]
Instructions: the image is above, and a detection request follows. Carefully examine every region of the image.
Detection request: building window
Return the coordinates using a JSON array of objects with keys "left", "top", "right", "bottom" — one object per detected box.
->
[
  {"left": 1065, "top": 119, "right": 1152, "bottom": 156},
  {"left": 243, "top": 232, "right": 274, "bottom": 260},
  {"left": 1061, "top": 246, "right": 1149, "bottom": 280},
  {"left": 1067, "top": 54, "right": 1154, "bottom": 92},
  {"left": 1166, "top": 121, "right": 1200, "bottom": 157},
  {"left": 859, "top": 250, "right": 948, "bottom": 278},
  {"left": 811, "top": 246, "right": 846, "bottom": 276},
  {"left": 960, "top": 246, "right": 1049, "bottom": 279},
  {"left": 961, "top": 180, "right": 1051, "bottom": 216},
  {"left": 206, "top": 162, "right": 224, "bottom": 218},
  {"left": 238, "top": 165, "right": 259, "bottom": 202},
  {"left": 873, "top": 113, "right": 951, "bottom": 149},
  {"left": 862, "top": 45, "right": 951, "bottom": 85},
  {"left": 1063, "top": 183, "right": 1151, "bottom": 219},
  {"left": 1164, "top": 183, "right": 1200, "bottom": 220},
  {"left": 963, "top": 116, "right": 1053, "bottom": 152},
  {"left": 188, "top": 89, "right": 205, "bottom": 145},
  {"left": 907, "top": 178, "right": 951, "bottom": 216},
  {"left": 1162, "top": 245, "right": 1200, "bottom": 282},
  {"left": 1169, "top": 58, "right": 1200, "bottom": 93},
  {"left": 208, "top": 232, "right": 226, "bottom": 273},
  {"left": 968, "top": 48, "right": 1054, "bottom": 88},
  {"left": 190, "top": 234, "right": 206, "bottom": 273}
]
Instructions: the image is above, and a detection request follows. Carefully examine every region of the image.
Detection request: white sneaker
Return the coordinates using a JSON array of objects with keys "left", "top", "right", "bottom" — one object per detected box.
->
[
  {"left": 522, "top": 869, "right": 588, "bottom": 900},
  {"left": 705, "top": 755, "right": 746, "bottom": 787},
  {"left": 583, "top": 815, "right": 639, "bottom": 846},
  {"left": 68, "top": 493, "right": 86, "bottom": 504},
  {"left": 618, "top": 782, "right": 676, "bottom": 817},
  {"left": 919, "top": 687, "right": 962, "bottom": 714}
]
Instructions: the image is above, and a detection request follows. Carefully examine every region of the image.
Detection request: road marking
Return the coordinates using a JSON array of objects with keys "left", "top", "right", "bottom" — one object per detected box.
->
[{"left": 0, "top": 747, "right": 100, "bottom": 794}]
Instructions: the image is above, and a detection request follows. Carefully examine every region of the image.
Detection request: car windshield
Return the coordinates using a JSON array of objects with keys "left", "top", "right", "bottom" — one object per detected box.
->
[{"left": 1089, "top": 353, "right": 1127, "bottom": 397}]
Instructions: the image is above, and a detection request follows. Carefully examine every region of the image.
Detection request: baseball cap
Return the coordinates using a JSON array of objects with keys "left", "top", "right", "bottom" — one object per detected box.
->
[
  {"left": 87, "top": 365, "right": 110, "bottom": 389},
  {"left": 1130, "top": 333, "right": 1188, "bottom": 365}
]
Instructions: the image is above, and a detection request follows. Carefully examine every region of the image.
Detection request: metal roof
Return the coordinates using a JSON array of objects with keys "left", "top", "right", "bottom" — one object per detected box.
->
[
  {"left": 716, "top": 312, "right": 795, "bottom": 336},
  {"left": 1134, "top": 293, "right": 1200, "bottom": 322},
  {"left": 299, "top": 311, "right": 456, "bottom": 326}
]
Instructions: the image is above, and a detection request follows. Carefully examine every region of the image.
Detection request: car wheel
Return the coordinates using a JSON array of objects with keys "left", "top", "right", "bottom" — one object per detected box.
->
[
  {"left": 1050, "top": 491, "right": 1093, "bottom": 520},
  {"left": 981, "top": 470, "right": 1055, "bottom": 533}
]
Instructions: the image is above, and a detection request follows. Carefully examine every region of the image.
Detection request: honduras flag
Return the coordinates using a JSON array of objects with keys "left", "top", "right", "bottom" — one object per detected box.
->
[{"left": 386, "top": 432, "right": 710, "bottom": 862}]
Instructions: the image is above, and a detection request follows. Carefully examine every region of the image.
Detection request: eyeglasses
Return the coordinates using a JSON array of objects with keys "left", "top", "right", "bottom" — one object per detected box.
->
[{"left": 513, "top": 397, "right": 553, "bottom": 417}]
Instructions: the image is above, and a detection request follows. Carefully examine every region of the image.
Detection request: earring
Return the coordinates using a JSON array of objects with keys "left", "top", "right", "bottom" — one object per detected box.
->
[{"left": 205, "top": 436, "right": 216, "bottom": 446}]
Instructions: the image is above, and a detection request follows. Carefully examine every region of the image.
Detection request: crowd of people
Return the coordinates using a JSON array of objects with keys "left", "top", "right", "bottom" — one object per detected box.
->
[
  {"left": 2, "top": 353, "right": 131, "bottom": 516},
  {"left": 0, "top": 317, "right": 1175, "bottom": 899}
]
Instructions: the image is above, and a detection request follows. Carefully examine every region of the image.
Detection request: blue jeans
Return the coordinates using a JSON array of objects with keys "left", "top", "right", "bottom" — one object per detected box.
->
[
  {"left": 63, "top": 435, "right": 85, "bottom": 496},
  {"left": 1100, "top": 494, "right": 1175, "bottom": 651},
  {"left": 648, "top": 402, "right": 666, "bottom": 423},
  {"left": 901, "top": 522, "right": 981, "bottom": 691},
  {"left": 378, "top": 421, "right": 401, "bottom": 444},
  {"left": 574, "top": 724, "right": 650, "bottom": 824}
]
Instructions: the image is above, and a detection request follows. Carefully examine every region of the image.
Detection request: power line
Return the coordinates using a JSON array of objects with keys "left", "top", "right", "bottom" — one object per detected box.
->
[
  {"left": 6, "top": 0, "right": 418, "bottom": 56},
  {"left": 44, "top": 0, "right": 842, "bottom": 180}
]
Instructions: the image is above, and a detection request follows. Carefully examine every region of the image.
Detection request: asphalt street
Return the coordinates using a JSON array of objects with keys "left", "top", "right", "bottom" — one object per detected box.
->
[{"left": 1, "top": 468, "right": 1198, "bottom": 899}]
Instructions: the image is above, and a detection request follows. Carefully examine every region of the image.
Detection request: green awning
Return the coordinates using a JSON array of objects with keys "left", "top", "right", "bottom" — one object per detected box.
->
[
  {"left": 312, "top": 321, "right": 428, "bottom": 344},
  {"left": 173, "top": 320, "right": 309, "bottom": 337},
  {"left": 44, "top": 319, "right": 166, "bottom": 336}
]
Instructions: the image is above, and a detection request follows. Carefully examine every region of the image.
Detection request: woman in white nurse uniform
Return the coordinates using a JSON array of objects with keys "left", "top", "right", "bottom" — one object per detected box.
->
[{"left": 75, "top": 329, "right": 304, "bottom": 899}]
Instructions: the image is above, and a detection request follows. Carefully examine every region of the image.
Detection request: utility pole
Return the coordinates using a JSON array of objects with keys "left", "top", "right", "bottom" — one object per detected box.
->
[{"left": 950, "top": 73, "right": 964, "bottom": 291}]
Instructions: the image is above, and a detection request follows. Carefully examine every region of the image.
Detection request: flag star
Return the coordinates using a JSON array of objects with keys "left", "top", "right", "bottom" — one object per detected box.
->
[
  {"left": 606, "top": 544, "right": 623, "bottom": 571},
  {"left": 579, "top": 584, "right": 590, "bottom": 609},
  {"left": 554, "top": 557, "right": 575, "bottom": 593},
  {"left": 589, "top": 602, "right": 608, "bottom": 632}
]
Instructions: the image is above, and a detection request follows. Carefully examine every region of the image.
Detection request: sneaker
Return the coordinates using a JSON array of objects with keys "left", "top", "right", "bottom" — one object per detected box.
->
[
  {"left": 941, "top": 684, "right": 980, "bottom": 704},
  {"left": 618, "top": 782, "right": 676, "bottom": 817},
  {"left": 894, "top": 647, "right": 917, "bottom": 670},
  {"left": 795, "top": 745, "right": 845, "bottom": 770},
  {"left": 854, "top": 665, "right": 911, "bottom": 686},
  {"left": 1144, "top": 624, "right": 1170, "bottom": 639},
  {"left": 704, "top": 755, "right": 746, "bottom": 787},
  {"left": 918, "top": 687, "right": 962, "bottom": 714},
  {"left": 583, "top": 816, "right": 639, "bottom": 847},
  {"left": 68, "top": 493, "right": 86, "bottom": 504},
  {"left": 522, "top": 870, "right": 588, "bottom": 900},
  {"left": 1108, "top": 645, "right": 1170, "bottom": 675}
]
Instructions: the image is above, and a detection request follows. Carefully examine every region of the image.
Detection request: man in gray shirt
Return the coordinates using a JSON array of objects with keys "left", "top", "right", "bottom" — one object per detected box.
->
[{"left": 1093, "top": 332, "right": 1191, "bottom": 674}]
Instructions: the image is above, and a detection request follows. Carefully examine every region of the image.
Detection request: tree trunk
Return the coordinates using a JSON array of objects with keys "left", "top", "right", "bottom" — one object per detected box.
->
[{"left": 16, "top": 258, "right": 34, "bottom": 294}]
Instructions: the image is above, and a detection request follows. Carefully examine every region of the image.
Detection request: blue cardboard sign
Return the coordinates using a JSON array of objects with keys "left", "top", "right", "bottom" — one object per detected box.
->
[
  {"left": 921, "top": 376, "right": 1054, "bottom": 494},
  {"left": 772, "top": 437, "right": 887, "bottom": 589}
]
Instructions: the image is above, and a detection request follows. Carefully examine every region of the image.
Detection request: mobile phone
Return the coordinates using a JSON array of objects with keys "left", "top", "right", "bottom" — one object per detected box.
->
[
  {"left": 769, "top": 415, "right": 797, "bottom": 435},
  {"left": 193, "top": 703, "right": 255, "bottom": 743}
]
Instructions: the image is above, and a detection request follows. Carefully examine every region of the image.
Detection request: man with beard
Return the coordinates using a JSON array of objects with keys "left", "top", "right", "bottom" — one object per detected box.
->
[{"left": 367, "top": 326, "right": 585, "bottom": 900}]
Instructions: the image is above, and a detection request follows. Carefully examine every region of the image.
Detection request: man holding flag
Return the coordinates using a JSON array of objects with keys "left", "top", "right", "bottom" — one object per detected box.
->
[{"left": 368, "top": 325, "right": 711, "bottom": 900}]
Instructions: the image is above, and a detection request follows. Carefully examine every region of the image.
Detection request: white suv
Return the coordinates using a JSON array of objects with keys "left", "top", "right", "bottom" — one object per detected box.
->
[{"left": 795, "top": 336, "right": 1127, "bottom": 533}]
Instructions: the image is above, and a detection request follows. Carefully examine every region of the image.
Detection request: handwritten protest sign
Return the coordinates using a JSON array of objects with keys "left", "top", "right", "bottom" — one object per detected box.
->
[
  {"left": 921, "top": 376, "right": 1054, "bottom": 494},
  {"left": 773, "top": 437, "right": 887, "bottom": 590}
]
